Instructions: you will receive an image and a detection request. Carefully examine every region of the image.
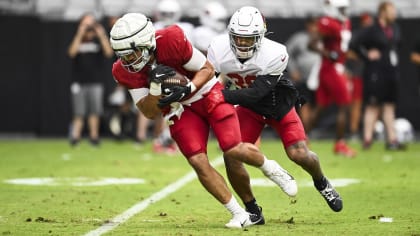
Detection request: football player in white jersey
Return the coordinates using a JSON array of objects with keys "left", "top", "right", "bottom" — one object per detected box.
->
[
  {"left": 153, "top": 0, "right": 195, "bottom": 43},
  {"left": 207, "top": 6, "right": 343, "bottom": 212},
  {"left": 192, "top": 1, "right": 228, "bottom": 54}
]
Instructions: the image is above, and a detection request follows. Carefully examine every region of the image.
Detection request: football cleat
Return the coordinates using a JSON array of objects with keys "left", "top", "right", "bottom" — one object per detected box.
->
[
  {"left": 334, "top": 140, "right": 356, "bottom": 158},
  {"left": 317, "top": 179, "right": 343, "bottom": 212},
  {"left": 246, "top": 206, "right": 265, "bottom": 225},
  {"left": 225, "top": 212, "right": 263, "bottom": 229},
  {"left": 262, "top": 160, "right": 298, "bottom": 197}
]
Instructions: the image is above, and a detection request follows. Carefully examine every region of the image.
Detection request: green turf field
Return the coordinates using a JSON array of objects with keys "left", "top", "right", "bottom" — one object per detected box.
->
[{"left": 0, "top": 139, "right": 419, "bottom": 236}]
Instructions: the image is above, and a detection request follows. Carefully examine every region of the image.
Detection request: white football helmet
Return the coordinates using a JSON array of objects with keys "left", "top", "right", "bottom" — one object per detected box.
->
[
  {"left": 228, "top": 6, "right": 267, "bottom": 60},
  {"left": 110, "top": 13, "right": 156, "bottom": 73},
  {"left": 199, "top": 2, "right": 228, "bottom": 33},
  {"left": 323, "top": 0, "right": 350, "bottom": 22},
  {"left": 154, "top": 0, "right": 181, "bottom": 27},
  {"left": 374, "top": 118, "right": 415, "bottom": 143},
  {"left": 394, "top": 118, "right": 415, "bottom": 144}
]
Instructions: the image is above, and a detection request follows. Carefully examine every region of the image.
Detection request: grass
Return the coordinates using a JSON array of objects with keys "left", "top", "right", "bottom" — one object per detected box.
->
[{"left": 0, "top": 138, "right": 420, "bottom": 235}]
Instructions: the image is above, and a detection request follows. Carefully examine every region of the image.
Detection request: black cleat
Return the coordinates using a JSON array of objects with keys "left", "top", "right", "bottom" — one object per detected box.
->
[
  {"left": 69, "top": 138, "right": 80, "bottom": 147},
  {"left": 317, "top": 179, "right": 343, "bottom": 212},
  {"left": 385, "top": 141, "right": 406, "bottom": 151},
  {"left": 247, "top": 206, "right": 265, "bottom": 225}
]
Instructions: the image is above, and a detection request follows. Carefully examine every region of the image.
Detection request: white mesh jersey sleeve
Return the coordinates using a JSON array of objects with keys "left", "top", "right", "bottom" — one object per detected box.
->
[
  {"left": 258, "top": 38, "right": 289, "bottom": 76},
  {"left": 128, "top": 88, "right": 149, "bottom": 104},
  {"left": 207, "top": 34, "right": 231, "bottom": 73}
]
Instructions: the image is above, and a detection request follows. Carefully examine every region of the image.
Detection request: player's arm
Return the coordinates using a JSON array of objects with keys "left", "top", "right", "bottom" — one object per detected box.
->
[
  {"left": 308, "top": 19, "right": 341, "bottom": 61},
  {"left": 138, "top": 96, "right": 162, "bottom": 119},
  {"left": 158, "top": 47, "right": 214, "bottom": 107},
  {"left": 183, "top": 47, "right": 215, "bottom": 90},
  {"left": 222, "top": 74, "right": 279, "bottom": 105}
]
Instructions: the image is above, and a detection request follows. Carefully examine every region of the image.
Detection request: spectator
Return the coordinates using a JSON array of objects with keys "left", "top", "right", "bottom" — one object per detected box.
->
[
  {"left": 285, "top": 15, "right": 321, "bottom": 131},
  {"left": 410, "top": 35, "right": 420, "bottom": 96},
  {"left": 346, "top": 12, "right": 374, "bottom": 141},
  {"left": 308, "top": 0, "right": 356, "bottom": 157},
  {"left": 350, "top": 1, "right": 405, "bottom": 150},
  {"left": 109, "top": 13, "right": 297, "bottom": 228},
  {"left": 67, "top": 13, "right": 113, "bottom": 146},
  {"left": 208, "top": 6, "right": 343, "bottom": 212}
]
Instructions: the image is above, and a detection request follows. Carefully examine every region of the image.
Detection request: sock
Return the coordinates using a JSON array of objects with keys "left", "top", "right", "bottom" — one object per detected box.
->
[
  {"left": 224, "top": 195, "right": 246, "bottom": 216},
  {"left": 258, "top": 156, "right": 271, "bottom": 171},
  {"left": 313, "top": 176, "right": 328, "bottom": 190},
  {"left": 244, "top": 198, "right": 260, "bottom": 215}
]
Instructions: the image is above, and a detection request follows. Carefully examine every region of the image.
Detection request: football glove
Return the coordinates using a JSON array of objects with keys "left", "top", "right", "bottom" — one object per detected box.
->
[
  {"left": 148, "top": 65, "right": 176, "bottom": 96},
  {"left": 158, "top": 85, "right": 192, "bottom": 108}
]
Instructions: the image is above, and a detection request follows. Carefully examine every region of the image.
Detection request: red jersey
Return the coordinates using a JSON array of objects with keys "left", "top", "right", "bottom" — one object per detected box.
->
[
  {"left": 112, "top": 25, "right": 194, "bottom": 90},
  {"left": 317, "top": 16, "right": 351, "bottom": 64}
]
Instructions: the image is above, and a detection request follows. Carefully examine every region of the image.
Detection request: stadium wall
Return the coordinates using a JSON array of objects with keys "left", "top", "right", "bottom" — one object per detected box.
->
[{"left": 0, "top": 15, "right": 419, "bottom": 136}]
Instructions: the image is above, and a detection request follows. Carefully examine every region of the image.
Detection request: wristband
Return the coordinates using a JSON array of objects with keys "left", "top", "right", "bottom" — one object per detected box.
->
[
  {"left": 189, "top": 82, "right": 197, "bottom": 93},
  {"left": 149, "top": 82, "right": 162, "bottom": 96}
]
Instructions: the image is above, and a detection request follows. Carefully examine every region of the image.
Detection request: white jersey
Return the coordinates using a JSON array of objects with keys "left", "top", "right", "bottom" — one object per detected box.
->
[
  {"left": 154, "top": 21, "right": 195, "bottom": 45},
  {"left": 192, "top": 26, "right": 226, "bottom": 53},
  {"left": 207, "top": 34, "right": 289, "bottom": 89}
]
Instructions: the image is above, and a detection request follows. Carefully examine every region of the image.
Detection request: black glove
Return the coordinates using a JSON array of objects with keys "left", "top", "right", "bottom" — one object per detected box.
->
[
  {"left": 158, "top": 85, "right": 191, "bottom": 108},
  {"left": 148, "top": 64, "right": 176, "bottom": 84}
]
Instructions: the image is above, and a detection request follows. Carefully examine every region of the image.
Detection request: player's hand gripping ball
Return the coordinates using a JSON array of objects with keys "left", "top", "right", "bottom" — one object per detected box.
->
[{"left": 161, "top": 71, "right": 190, "bottom": 95}]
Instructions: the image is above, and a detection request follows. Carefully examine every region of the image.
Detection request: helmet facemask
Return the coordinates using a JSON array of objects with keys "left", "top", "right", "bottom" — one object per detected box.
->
[
  {"left": 229, "top": 32, "right": 262, "bottom": 59},
  {"left": 115, "top": 47, "right": 151, "bottom": 73}
]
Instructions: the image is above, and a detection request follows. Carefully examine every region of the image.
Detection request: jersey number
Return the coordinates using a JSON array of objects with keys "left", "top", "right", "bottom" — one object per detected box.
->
[{"left": 227, "top": 73, "right": 256, "bottom": 88}]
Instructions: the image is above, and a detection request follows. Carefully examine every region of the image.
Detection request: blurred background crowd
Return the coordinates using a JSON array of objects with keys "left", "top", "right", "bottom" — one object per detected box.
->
[{"left": 0, "top": 0, "right": 419, "bottom": 153}]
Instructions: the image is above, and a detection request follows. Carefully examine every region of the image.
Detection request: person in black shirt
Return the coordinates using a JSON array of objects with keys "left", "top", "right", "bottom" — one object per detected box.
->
[
  {"left": 67, "top": 13, "right": 113, "bottom": 146},
  {"left": 410, "top": 37, "right": 420, "bottom": 95},
  {"left": 349, "top": 1, "right": 404, "bottom": 150}
]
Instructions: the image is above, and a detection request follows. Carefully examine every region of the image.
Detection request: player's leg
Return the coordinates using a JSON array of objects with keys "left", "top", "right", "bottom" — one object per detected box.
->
[
  {"left": 329, "top": 69, "right": 356, "bottom": 157},
  {"left": 205, "top": 102, "right": 264, "bottom": 224},
  {"left": 169, "top": 107, "right": 255, "bottom": 228},
  {"left": 272, "top": 108, "right": 342, "bottom": 212},
  {"left": 210, "top": 104, "right": 297, "bottom": 198}
]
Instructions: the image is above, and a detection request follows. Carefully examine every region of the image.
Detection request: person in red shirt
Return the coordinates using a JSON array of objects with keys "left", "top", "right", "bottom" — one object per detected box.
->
[
  {"left": 309, "top": 0, "right": 356, "bottom": 157},
  {"left": 109, "top": 13, "right": 297, "bottom": 228}
]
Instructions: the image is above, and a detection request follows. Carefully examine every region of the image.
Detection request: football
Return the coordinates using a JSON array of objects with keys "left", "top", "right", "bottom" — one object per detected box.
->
[{"left": 161, "top": 72, "right": 190, "bottom": 95}]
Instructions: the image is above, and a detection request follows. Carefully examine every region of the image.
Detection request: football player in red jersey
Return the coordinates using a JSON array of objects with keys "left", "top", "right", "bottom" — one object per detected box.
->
[
  {"left": 109, "top": 13, "right": 297, "bottom": 228},
  {"left": 309, "top": 0, "right": 357, "bottom": 157},
  {"left": 208, "top": 6, "right": 343, "bottom": 212}
]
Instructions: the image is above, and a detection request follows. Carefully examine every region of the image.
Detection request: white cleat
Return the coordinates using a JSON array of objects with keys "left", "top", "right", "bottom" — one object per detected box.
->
[
  {"left": 262, "top": 160, "right": 298, "bottom": 197},
  {"left": 225, "top": 212, "right": 259, "bottom": 229}
]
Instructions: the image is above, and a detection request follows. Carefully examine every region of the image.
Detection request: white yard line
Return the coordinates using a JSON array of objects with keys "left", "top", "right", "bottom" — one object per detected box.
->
[{"left": 84, "top": 156, "right": 224, "bottom": 236}]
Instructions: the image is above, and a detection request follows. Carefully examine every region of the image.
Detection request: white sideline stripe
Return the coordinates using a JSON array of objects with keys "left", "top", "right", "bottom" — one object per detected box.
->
[{"left": 84, "top": 156, "right": 224, "bottom": 236}]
